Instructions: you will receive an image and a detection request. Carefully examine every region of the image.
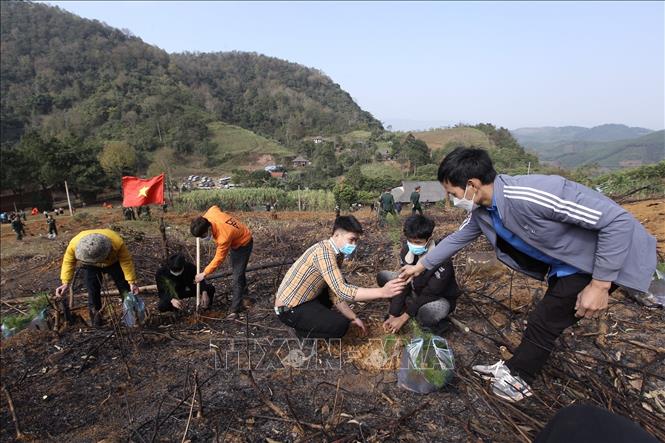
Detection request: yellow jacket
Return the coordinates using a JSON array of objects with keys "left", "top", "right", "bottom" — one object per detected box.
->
[{"left": 60, "top": 229, "right": 137, "bottom": 284}]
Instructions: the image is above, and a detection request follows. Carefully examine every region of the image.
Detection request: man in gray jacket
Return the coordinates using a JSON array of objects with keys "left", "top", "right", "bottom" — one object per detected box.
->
[{"left": 400, "top": 147, "right": 656, "bottom": 402}]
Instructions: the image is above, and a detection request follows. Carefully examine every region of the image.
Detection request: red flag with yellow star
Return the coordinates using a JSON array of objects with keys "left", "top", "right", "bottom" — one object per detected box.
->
[{"left": 122, "top": 174, "right": 164, "bottom": 207}]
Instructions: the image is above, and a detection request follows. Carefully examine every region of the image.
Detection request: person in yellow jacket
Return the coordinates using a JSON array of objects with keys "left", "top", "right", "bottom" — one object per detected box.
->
[
  {"left": 190, "top": 205, "right": 253, "bottom": 318},
  {"left": 55, "top": 229, "right": 140, "bottom": 326}
]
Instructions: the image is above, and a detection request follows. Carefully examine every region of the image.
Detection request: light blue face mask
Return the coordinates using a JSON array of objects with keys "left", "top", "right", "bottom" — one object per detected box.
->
[
  {"left": 340, "top": 243, "right": 356, "bottom": 256},
  {"left": 407, "top": 241, "right": 428, "bottom": 256}
]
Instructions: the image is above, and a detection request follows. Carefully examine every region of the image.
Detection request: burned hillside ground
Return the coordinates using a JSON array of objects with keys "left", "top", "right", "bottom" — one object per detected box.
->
[{"left": 1, "top": 204, "right": 664, "bottom": 442}]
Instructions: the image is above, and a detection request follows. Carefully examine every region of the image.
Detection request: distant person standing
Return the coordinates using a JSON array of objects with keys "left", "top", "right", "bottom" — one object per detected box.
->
[
  {"left": 411, "top": 185, "right": 423, "bottom": 216},
  {"left": 11, "top": 214, "right": 25, "bottom": 240},
  {"left": 379, "top": 188, "right": 396, "bottom": 226},
  {"left": 46, "top": 215, "right": 58, "bottom": 239}
]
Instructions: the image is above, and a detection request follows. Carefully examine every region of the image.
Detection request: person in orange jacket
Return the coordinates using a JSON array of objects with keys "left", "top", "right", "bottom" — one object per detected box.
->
[{"left": 190, "top": 205, "right": 253, "bottom": 318}]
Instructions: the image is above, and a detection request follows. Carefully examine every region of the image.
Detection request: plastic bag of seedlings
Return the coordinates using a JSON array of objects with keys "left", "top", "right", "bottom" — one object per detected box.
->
[
  {"left": 2, "top": 307, "right": 50, "bottom": 338},
  {"left": 397, "top": 335, "right": 455, "bottom": 394},
  {"left": 122, "top": 292, "right": 146, "bottom": 327},
  {"left": 625, "top": 264, "right": 665, "bottom": 308},
  {"left": 28, "top": 308, "right": 50, "bottom": 331}
]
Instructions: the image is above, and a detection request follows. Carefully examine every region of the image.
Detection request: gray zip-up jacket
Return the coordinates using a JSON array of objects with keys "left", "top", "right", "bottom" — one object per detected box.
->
[{"left": 421, "top": 174, "right": 656, "bottom": 292}]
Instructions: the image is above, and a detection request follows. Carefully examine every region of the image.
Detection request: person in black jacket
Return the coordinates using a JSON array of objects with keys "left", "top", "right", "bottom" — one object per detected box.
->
[
  {"left": 155, "top": 253, "right": 215, "bottom": 312},
  {"left": 379, "top": 215, "right": 459, "bottom": 334},
  {"left": 46, "top": 214, "right": 57, "bottom": 239}
]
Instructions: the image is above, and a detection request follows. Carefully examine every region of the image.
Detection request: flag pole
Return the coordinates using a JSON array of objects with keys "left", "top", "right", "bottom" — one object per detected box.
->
[
  {"left": 196, "top": 237, "right": 201, "bottom": 314},
  {"left": 64, "top": 181, "right": 73, "bottom": 216}
]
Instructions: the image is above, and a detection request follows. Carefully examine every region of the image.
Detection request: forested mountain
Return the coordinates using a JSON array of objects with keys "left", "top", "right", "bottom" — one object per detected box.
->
[
  {"left": 170, "top": 52, "right": 381, "bottom": 145},
  {"left": 0, "top": 1, "right": 380, "bottom": 195}
]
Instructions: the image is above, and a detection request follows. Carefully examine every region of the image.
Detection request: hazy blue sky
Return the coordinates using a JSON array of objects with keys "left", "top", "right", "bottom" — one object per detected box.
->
[{"left": 44, "top": 1, "right": 664, "bottom": 130}]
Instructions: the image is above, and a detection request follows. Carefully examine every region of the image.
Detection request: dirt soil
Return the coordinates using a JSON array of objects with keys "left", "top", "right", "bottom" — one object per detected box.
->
[{"left": 1, "top": 200, "right": 664, "bottom": 442}]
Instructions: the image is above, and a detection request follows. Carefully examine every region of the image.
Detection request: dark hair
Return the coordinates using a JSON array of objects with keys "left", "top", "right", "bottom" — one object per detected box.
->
[
  {"left": 190, "top": 216, "right": 211, "bottom": 237},
  {"left": 332, "top": 215, "right": 363, "bottom": 235},
  {"left": 437, "top": 146, "right": 497, "bottom": 188},
  {"left": 415, "top": 185, "right": 421, "bottom": 190},
  {"left": 403, "top": 215, "right": 435, "bottom": 240},
  {"left": 167, "top": 253, "right": 186, "bottom": 272}
]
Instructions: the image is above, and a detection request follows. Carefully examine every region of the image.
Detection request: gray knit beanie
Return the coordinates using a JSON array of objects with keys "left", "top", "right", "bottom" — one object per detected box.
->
[{"left": 75, "top": 233, "right": 112, "bottom": 264}]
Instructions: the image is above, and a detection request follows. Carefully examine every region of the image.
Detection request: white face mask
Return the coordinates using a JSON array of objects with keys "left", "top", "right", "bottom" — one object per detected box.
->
[{"left": 452, "top": 185, "right": 477, "bottom": 212}]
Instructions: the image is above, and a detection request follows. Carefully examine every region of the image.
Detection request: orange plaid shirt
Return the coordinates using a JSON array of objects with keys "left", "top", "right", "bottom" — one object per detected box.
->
[{"left": 275, "top": 240, "right": 358, "bottom": 308}]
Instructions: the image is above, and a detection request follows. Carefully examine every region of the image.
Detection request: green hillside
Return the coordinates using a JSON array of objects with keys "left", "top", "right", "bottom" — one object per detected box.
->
[
  {"left": 208, "top": 122, "right": 294, "bottom": 170},
  {"left": 413, "top": 127, "right": 493, "bottom": 154},
  {"left": 411, "top": 124, "right": 539, "bottom": 172}
]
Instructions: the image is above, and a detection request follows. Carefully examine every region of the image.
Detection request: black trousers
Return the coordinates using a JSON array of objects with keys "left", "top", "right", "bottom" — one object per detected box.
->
[
  {"left": 506, "top": 273, "right": 616, "bottom": 383},
  {"left": 157, "top": 282, "right": 216, "bottom": 312},
  {"left": 277, "top": 287, "right": 349, "bottom": 339},
  {"left": 411, "top": 205, "right": 423, "bottom": 216},
  {"left": 83, "top": 261, "right": 130, "bottom": 311},
  {"left": 229, "top": 239, "right": 253, "bottom": 313},
  {"left": 535, "top": 404, "right": 658, "bottom": 443}
]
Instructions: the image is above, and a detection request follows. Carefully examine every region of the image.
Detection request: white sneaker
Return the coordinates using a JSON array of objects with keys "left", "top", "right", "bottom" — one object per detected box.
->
[
  {"left": 472, "top": 360, "right": 510, "bottom": 380},
  {"left": 472, "top": 360, "right": 532, "bottom": 402},
  {"left": 491, "top": 371, "right": 532, "bottom": 402}
]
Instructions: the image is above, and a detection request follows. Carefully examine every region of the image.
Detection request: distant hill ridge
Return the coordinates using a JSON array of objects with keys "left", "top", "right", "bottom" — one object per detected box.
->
[
  {"left": 512, "top": 124, "right": 664, "bottom": 169},
  {"left": 512, "top": 124, "right": 654, "bottom": 146}
]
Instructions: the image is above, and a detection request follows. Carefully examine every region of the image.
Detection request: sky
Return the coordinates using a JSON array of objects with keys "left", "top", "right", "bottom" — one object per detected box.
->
[{"left": 43, "top": 1, "right": 664, "bottom": 131}]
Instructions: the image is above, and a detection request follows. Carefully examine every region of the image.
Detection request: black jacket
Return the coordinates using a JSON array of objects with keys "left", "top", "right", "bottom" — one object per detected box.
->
[
  {"left": 155, "top": 262, "right": 212, "bottom": 303},
  {"left": 389, "top": 239, "right": 460, "bottom": 317}
]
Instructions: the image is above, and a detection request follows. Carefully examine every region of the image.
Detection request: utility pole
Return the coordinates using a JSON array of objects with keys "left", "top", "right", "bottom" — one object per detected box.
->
[
  {"left": 64, "top": 180, "right": 73, "bottom": 216},
  {"left": 527, "top": 162, "right": 531, "bottom": 175},
  {"left": 297, "top": 185, "right": 302, "bottom": 211}
]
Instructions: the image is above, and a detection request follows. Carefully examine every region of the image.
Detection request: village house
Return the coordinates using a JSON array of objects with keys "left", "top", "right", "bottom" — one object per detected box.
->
[{"left": 292, "top": 155, "right": 311, "bottom": 168}]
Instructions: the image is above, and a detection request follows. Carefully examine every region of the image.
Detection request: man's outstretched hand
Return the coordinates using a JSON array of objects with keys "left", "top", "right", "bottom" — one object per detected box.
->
[
  {"left": 382, "top": 278, "right": 407, "bottom": 298},
  {"left": 399, "top": 262, "right": 426, "bottom": 281}
]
